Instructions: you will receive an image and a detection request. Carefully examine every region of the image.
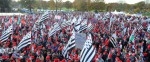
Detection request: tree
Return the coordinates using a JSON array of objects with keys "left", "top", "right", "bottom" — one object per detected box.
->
[
  {"left": 20, "top": 0, "right": 36, "bottom": 12},
  {"left": 133, "top": 1, "right": 145, "bottom": 13},
  {"left": 49, "top": 0, "right": 55, "bottom": 10},
  {"left": 63, "top": 1, "right": 72, "bottom": 9},
  {"left": 73, "top": 0, "right": 87, "bottom": 11},
  {"left": 87, "top": 0, "right": 91, "bottom": 11},
  {"left": 91, "top": 2, "right": 105, "bottom": 11},
  {"left": 57, "top": 0, "right": 63, "bottom": 10},
  {"left": 73, "top": 0, "right": 80, "bottom": 10},
  {"left": 0, "top": 0, "right": 11, "bottom": 12}
]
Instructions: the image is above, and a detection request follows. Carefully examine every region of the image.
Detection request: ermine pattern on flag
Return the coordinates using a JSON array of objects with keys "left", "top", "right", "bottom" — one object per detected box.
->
[
  {"left": 39, "top": 11, "right": 49, "bottom": 22},
  {"left": 109, "top": 37, "right": 117, "bottom": 48},
  {"left": 79, "top": 20, "right": 87, "bottom": 32},
  {"left": 0, "top": 25, "right": 13, "bottom": 42},
  {"left": 49, "top": 22, "right": 61, "bottom": 37},
  {"left": 74, "top": 23, "right": 81, "bottom": 32},
  {"left": 137, "top": 25, "right": 143, "bottom": 30},
  {"left": 87, "top": 22, "right": 93, "bottom": 31},
  {"left": 80, "top": 34, "right": 96, "bottom": 62},
  {"left": 17, "top": 32, "right": 31, "bottom": 51},
  {"left": 32, "top": 11, "right": 49, "bottom": 31},
  {"left": 62, "top": 32, "right": 75, "bottom": 59}
]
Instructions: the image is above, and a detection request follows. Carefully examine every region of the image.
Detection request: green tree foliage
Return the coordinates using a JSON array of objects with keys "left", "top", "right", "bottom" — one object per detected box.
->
[
  {"left": 20, "top": 0, "right": 36, "bottom": 12},
  {"left": 90, "top": 2, "right": 105, "bottom": 11},
  {"left": 63, "top": 1, "right": 72, "bottom": 9},
  {"left": 57, "top": 0, "right": 63, "bottom": 10},
  {"left": 0, "top": 0, "right": 11, "bottom": 12},
  {"left": 9, "top": 0, "right": 150, "bottom": 13}
]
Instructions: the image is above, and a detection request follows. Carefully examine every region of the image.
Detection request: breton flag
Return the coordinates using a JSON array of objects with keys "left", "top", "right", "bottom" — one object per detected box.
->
[
  {"left": 48, "top": 22, "right": 61, "bottom": 37},
  {"left": 80, "top": 34, "right": 96, "bottom": 62},
  {"left": 38, "top": 11, "right": 49, "bottom": 23},
  {"left": 74, "top": 16, "right": 82, "bottom": 32},
  {"left": 32, "top": 11, "right": 49, "bottom": 31},
  {"left": 137, "top": 24, "right": 143, "bottom": 30},
  {"left": 0, "top": 25, "right": 13, "bottom": 42},
  {"left": 86, "top": 22, "right": 93, "bottom": 31},
  {"left": 109, "top": 37, "right": 117, "bottom": 48},
  {"left": 16, "top": 32, "right": 31, "bottom": 51},
  {"left": 79, "top": 19, "right": 87, "bottom": 32},
  {"left": 61, "top": 19, "right": 72, "bottom": 28},
  {"left": 62, "top": 32, "right": 75, "bottom": 59}
]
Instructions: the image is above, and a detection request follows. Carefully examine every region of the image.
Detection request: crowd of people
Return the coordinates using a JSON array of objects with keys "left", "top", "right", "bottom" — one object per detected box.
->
[{"left": 0, "top": 12, "right": 150, "bottom": 62}]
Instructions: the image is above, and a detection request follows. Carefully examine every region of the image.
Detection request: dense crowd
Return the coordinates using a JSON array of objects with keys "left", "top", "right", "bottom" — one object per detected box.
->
[{"left": 0, "top": 12, "right": 150, "bottom": 62}]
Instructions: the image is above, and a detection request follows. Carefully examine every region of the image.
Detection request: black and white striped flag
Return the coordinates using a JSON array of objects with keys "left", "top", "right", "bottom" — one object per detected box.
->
[
  {"left": 62, "top": 32, "right": 75, "bottom": 59},
  {"left": 80, "top": 34, "right": 96, "bottom": 62},
  {"left": 61, "top": 20, "right": 71, "bottom": 28},
  {"left": 48, "top": 22, "right": 61, "bottom": 37},
  {"left": 32, "top": 11, "right": 49, "bottom": 31},
  {"left": 16, "top": 32, "right": 31, "bottom": 51},
  {"left": 109, "top": 37, "right": 117, "bottom": 48},
  {"left": 86, "top": 22, "right": 93, "bottom": 31},
  {"left": 0, "top": 25, "right": 13, "bottom": 42},
  {"left": 79, "top": 19, "right": 87, "bottom": 32},
  {"left": 74, "top": 16, "right": 82, "bottom": 32},
  {"left": 38, "top": 11, "right": 49, "bottom": 23}
]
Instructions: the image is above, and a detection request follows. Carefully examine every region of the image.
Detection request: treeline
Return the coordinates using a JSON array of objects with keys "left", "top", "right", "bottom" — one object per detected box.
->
[{"left": 1, "top": 0, "right": 150, "bottom": 13}]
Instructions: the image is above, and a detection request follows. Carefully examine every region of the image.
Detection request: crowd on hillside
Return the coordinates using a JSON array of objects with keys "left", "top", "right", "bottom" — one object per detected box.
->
[{"left": 0, "top": 12, "right": 150, "bottom": 62}]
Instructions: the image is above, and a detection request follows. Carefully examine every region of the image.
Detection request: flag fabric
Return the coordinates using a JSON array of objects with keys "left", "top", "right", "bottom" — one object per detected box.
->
[
  {"left": 86, "top": 22, "right": 93, "bottom": 31},
  {"left": 74, "top": 16, "right": 82, "bottom": 32},
  {"left": 61, "top": 20, "right": 71, "bottom": 28},
  {"left": 129, "top": 28, "right": 136, "bottom": 43},
  {"left": 71, "top": 17, "right": 77, "bottom": 25},
  {"left": 79, "top": 19, "right": 87, "bottom": 32},
  {"left": 62, "top": 32, "right": 75, "bottom": 59},
  {"left": 0, "top": 25, "right": 13, "bottom": 42},
  {"left": 109, "top": 37, "right": 117, "bottom": 48},
  {"left": 40, "top": 22, "right": 46, "bottom": 29},
  {"left": 16, "top": 32, "right": 31, "bottom": 51},
  {"left": 122, "top": 28, "right": 127, "bottom": 36},
  {"left": 48, "top": 22, "right": 61, "bottom": 37},
  {"left": 17, "top": 16, "right": 21, "bottom": 25},
  {"left": 32, "top": 11, "right": 49, "bottom": 31},
  {"left": 74, "top": 23, "right": 81, "bottom": 32},
  {"left": 80, "top": 34, "right": 96, "bottom": 62},
  {"left": 147, "top": 23, "right": 150, "bottom": 32},
  {"left": 38, "top": 11, "right": 49, "bottom": 23},
  {"left": 137, "top": 24, "right": 143, "bottom": 30},
  {"left": 5, "top": 17, "right": 13, "bottom": 27}
]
